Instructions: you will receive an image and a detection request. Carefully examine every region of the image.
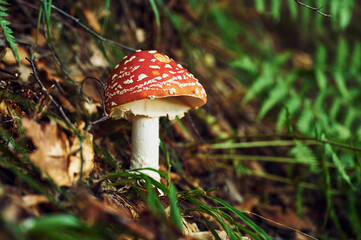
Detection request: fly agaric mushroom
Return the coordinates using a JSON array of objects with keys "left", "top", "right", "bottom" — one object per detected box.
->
[{"left": 104, "top": 50, "right": 207, "bottom": 182}]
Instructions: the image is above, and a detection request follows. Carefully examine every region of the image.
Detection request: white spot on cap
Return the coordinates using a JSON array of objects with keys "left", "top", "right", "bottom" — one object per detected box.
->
[
  {"left": 111, "top": 102, "right": 117, "bottom": 106},
  {"left": 162, "top": 73, "right": 168, "bottom": 78},
  {"left": 123, "top": 79, "right": 133, "bottom": 84},
  {"left": 131, "top": 65, "right": 140, "bottom": 72},
  {"left": 195, "top": 89, "right": 199, "bottom": 94},
  {"left": 139, "top": 58, "right": 145, "bottom": 62},
  {"left": 112, "top": 74, "right": 118, "bottom": 80},
  {"left": 124, "top": 56, "right": 136, "bottom": 65},
  {"left": 149, "top": 65, "right": 160, "bottom": 69},
  {"left": 169, "top": 88, "right": 176, "bottom": 94},
  {"left": 148, "top": 50, "right": 157, "bottom": 53},
  {"left": 115, "top": 64, "right": 120, "bottom": 68},
  {"left": 177, "top": 76, "right": 182, "bottom": 80},
  {"left": 148, "top": 95, "right": 156, "bottom": 99},
  {"left": 138, "top": 73, "right": 148, "bottom": 81},
  {"left": 165, "top": 64, "right": 172, "bottom": 68},
  {"left": 177, "top": 64, "right": 183, "bottom": 68},
  {"left": 136, "top": 49, "right": 142, "bottom": 52},
  {"left": 111, "top": 82, "right": 118, "bottom": 89},
  {"left": 151, "top": 59, "right": 156, "bottom": 62}
]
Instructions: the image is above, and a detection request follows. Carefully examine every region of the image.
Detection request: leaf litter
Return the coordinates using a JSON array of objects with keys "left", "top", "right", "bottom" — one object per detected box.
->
[{"left": 0, "top": 0, "right": 339, "bottom": 239}]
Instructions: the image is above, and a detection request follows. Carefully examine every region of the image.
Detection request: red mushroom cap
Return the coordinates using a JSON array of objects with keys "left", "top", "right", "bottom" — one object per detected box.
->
[{"left": 104, "top": 50, "right": 207, "bottom": 118}]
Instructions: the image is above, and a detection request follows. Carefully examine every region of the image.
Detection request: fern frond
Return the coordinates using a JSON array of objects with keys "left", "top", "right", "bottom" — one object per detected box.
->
[
  {"left": 243, "top": 63, "right": 274, "bottom": 103},
  {"left": 323, "top": 135, "right": 353, "bottom": 187},
  {"left": 0, "top": 0, "right": 20, "bottom": 65},
  {"left": 296, "top": 100, "right": 314, "bottom": 135},
  {"left": 290, "top": 142, "right": 318, "bottom": 172}
]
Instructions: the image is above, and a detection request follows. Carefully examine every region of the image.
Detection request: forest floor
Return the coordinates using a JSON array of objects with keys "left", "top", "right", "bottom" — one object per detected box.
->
[{"left": 0, "top": 1, "right": 355, "bottom": 240}]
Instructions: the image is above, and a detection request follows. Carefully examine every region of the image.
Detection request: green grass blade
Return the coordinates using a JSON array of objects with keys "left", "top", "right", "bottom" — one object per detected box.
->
[{"left": 169, "top": 183, "right": 183, "bottom": 231}]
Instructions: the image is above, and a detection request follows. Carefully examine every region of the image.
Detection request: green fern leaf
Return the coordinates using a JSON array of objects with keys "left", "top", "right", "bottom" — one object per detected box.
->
[
  {"left": 315, "top": 69, "right": 328, "bottom": 91},
  {"left": 288, "top": 0, "right": 298, "bottom": 20},
  {"left": 0, "top": 0, "right": 20, "bottom": 65},
  {"left": 271, "top": 0, "right": 281, "bottom": 21},
  {"left": 276, "top": 108, "right": 287, "bottom": 133},
  {"left": 230, "top": 56, "right": 258, "bottom": 74},
  {"left": 339, "top": 0, "right": 354, "bottom": 29},
  {"left": 350, "top": 43, "right": 361, "bottom": 77},
  {"left": 257, "top": 77, "right": 288, "bottom": 119},
  {"left": 344, "top": 108, "right": 356, "bottom": 128},
  {"left": 330, "top": 0, "right": 341, "bottom": 26},
  {"left": 333, "top": 123, "right": 351, "bottom": 140},
  {"left": 255, "top": 0, "right": 265, "bottom": 13},
  {"left": 334, "top": 71, "right": 349, "bottom": 99},
  {"left": 290, "top": 142, "right": 318, "bottom": 172},
  {"left": 297, "top": 100, "right": 314, "bottom": 135},
  {"left": 323, "top": 135, "right": 353, "bottom": 187},
  {"left": 334, "top": 38, "right": 349, "bottom": 70},
  {"left": 329, "top": 98, "right": 341, "bottom": 120},
  {"left": 315, "top": 45, "right": 327, "bottom": 69},
  {"left": 243, "top": 63, "right": 274, "bottom": 103}
]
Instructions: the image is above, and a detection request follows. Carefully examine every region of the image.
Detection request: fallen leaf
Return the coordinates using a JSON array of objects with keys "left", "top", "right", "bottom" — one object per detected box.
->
[
  {"left": 292, "top": 52, "right": 313, "bottom": 70},
  {"left": 2, "top": 46, "right": 28, "bottom": 65},
  {"left": 74, "top": 191, "right": 155, "bottom": 239},
  {"left": 83, "top": 9, "right": 102, "bottom": 33},
  {"left": 0, "top": 100, "right": 9, "bottom": 117},
  {"left": 22, "top": 194, "right": 50, "bottom": 216},
  {"left": 89, "top": 44, "right": 108, "bottom": 68},
  {"left": 22, "top": 118, "right": 94, "bottom": 186},
  {"left": 69, "top": 129, "right": 94, "bottom": 183},
  {"left": 17, "top": 64, "right": 33, "bottom": 83},
  {"left": 182, "top": 216, "right": 228, "bottom": 240},
  {"left": 22, "top": 194, "right": 49, "bottom": 208}
]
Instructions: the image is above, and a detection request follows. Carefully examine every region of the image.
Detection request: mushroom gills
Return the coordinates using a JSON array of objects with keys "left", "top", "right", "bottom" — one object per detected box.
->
[{"left": 109, "top": 96, "right": 203, "bottom": 120}]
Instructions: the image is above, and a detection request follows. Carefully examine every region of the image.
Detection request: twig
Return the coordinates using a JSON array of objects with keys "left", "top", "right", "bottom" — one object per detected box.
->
[
  {"left": 295, "top": 0, "right": 331, "bottom": 17},
  {"left": 79, "top": 76, "right": 109, "bottom": 129},
  {"left": 26, "top": 49, "right": 72, "bottom": 126},
  {"left": 0, "top": 68, "right": 19, "bottom": 79},
  {"left": 88, "top": 116, "right": 109, "bottom": 129}
]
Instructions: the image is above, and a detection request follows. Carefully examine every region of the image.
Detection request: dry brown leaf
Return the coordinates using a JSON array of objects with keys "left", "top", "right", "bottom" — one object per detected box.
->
[
  {"left": 0, "top": 100, "right": 9, "bottom": 117},
  {"left": 23, "top": 118, "right": 94, "bottom": 186},
  {"left": 83, "top": 9, "right": 102, "bottom": 33},
  {"left": 75, "top": 192, "right": 155, "bottom": 239},
  {"left": 83, "top": 100, "right": 100, "bottom": 115},
  {"left": 0, "top": 192, "right": 29, "bottom": 222},
  {"left": 23, "top": 118, "right": 71, "bottom": 186},
  {"left": 89, "top": 45, "right": 108, "bottom": 68},
  {"left": 292, "top": 52, "right": 313, "bottom": 70},
  {"left": 69, "top": 129, "right": 94, "bottom": 183},
  {"left": 2, "top": 46, "right": 28, "bottom": 65},
  {"left": 182, "top": 216, "right": 228, "bottom": 240},
  {"left": 17, "top": 64, "right": 33, "bottom": 83},
  {"left": 21, "top": 194, "right": 49, "bottom": 216},
  {"left": 35, "top": 60, "right": 64, "bottom": 84},
  {"left": 58, "top": 94, "right": 76, "bottom": 113},
  {"left": 22, "top": 194, "right": 49, "bottom": 208},
  {"left": 31, "top": 28, "right": 47, "bottom": 47}
]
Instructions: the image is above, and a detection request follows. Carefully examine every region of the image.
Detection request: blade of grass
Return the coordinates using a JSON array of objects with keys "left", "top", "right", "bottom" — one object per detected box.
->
[
  {"left": 149, "top": 0, "right": 160, "bottom": 46},
  {"left": 201, "top": 216, "right": 222, "bottom": 240},
  {"left": 210, "top": 140, "right": 318, "bottom": 149},
  {"left": 169, "top": 183, "right": 183, "bottom": 231}
]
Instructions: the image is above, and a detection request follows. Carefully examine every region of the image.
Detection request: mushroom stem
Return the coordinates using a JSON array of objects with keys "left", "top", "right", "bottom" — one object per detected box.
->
[{"left": 130, "top": 116, "right": 160, "bottom": 182}]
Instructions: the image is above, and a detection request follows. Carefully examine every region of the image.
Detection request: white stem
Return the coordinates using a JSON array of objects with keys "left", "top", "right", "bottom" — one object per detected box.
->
[{"left": 130, "top": 117, "right": 160, "bottom": 182}]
